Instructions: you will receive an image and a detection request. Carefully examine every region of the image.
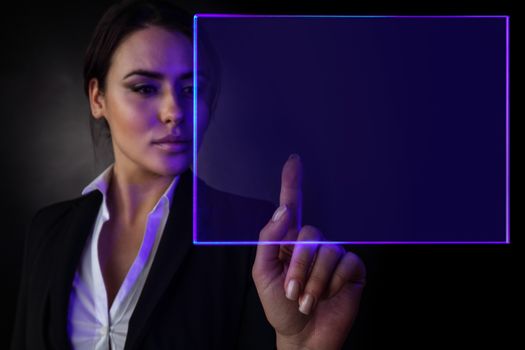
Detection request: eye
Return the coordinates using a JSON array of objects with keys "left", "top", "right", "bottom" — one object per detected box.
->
[
  {"left": 131, "top": 84, "right": 159, "bottom": 96},
  {"left": 182, "top": 85, "right": 194, "bottom": 96},
  {"left": 182, "top": 85, "right": 207, "bottom": 99}
]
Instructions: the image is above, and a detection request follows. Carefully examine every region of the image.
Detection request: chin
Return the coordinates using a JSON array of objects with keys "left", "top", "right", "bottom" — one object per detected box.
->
[{"left": 152, "top": 155, "right": 192, "bottom": 177}]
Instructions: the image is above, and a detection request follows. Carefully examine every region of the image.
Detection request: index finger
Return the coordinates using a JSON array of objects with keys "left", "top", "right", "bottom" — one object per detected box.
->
[{"left": 279, "top": 153, "right": 303, "bottom": 239}]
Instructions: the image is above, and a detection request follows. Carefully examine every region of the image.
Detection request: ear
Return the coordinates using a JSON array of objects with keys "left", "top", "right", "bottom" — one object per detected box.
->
[{"left": 88, "top": 78, "right": 106, "bottom": 120}]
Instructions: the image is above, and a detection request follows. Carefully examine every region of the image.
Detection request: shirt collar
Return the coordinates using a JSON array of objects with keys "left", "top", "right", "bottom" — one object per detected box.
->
[
  {"left": 81, "top": 164, "right": 113, "bottom": 197},
  {"left": 81, "top": 163, "right": 181, "bottom": 217}
]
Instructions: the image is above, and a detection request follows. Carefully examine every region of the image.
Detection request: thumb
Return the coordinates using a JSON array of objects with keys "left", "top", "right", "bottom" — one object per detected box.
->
[{"left": 253, "top": 204, "right": 291, "bottom": 280}]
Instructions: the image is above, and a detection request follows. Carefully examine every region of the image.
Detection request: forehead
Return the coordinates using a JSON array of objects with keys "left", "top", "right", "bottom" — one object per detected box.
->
[{"left": 110, "top": 25, "right": 192, "bottom": 77}]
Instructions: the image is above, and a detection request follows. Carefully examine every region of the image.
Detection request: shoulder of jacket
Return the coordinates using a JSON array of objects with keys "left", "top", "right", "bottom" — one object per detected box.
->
[
  {"left": 26, "top": 192, "right": 100, "bottom": 248},
  {"left": 31, "top": 194, "right": 86, "bottom": 226}
]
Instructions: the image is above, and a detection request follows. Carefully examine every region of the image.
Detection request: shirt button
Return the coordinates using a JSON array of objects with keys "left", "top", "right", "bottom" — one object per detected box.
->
[{"left": 100, "top": 326, "right": 108, "bottom": 336}]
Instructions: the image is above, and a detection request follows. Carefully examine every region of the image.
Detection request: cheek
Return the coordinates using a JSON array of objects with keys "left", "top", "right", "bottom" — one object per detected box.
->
[{"left": 107, "top": 94, "right": 157, "bottom": 140}]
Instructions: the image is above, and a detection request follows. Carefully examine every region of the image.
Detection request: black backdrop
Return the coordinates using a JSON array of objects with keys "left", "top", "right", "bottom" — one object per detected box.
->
[{"left": 1, "top": 0, "right": 518, "bottom": 348}]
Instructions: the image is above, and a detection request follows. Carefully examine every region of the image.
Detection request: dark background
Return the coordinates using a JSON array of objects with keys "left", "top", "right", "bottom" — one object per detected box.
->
[{"left": 1, "top": 0, "right": 518, "bottom": 348}]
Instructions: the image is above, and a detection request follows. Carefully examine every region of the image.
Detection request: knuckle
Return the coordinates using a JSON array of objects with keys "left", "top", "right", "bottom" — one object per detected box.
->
[
  {"left": 348, "top": 251, "right": 366, "bottom": 272},
  {"left": 298, "top": 225, "right": 323, "bottom": 241},
  {"left": 321, "top": 244, "right": 343, "bottom": 257},
  {"left": 343, "top": 250, "right": 359, "bottom": 266},
  {"left": 339, "top": 251, "right": 367, "bottom": 283}
]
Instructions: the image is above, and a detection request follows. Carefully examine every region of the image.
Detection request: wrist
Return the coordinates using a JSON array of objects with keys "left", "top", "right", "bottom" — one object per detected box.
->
[
  {"left": 275, "top": 334, "right": 313, "bottom": 350},
  {"left": 275, "top": 332, "right": 343, "bottom": 350}
]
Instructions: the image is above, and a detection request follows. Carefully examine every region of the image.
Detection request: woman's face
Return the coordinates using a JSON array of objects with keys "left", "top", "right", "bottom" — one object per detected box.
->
[{"left": 89, "top": 25, "right": 210, "bottom": 177}]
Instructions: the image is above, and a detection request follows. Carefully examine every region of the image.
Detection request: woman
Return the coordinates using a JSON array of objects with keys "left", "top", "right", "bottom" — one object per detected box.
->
[{"left": 11, "top": 0, "right": 366, "bottom": 349}]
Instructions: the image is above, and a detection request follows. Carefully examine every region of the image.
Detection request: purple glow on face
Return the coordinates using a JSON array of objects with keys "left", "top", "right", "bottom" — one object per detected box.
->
[{"left": 193, "top": 15, "right": 510, "bottom": 245}]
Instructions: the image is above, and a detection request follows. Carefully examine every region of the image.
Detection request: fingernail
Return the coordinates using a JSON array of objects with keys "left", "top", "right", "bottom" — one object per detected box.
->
[
  {"left": 299, "top": 293, "right": 314, "bottom": 315},
  {"left": 272, "top": 205, "right": 287, "bottom": 222},
  {"left": 286, "top": 279, "right": 300, "bottom": 300},
  {"left": 289, "top": 153, "right": 300, "bottom": 160}
]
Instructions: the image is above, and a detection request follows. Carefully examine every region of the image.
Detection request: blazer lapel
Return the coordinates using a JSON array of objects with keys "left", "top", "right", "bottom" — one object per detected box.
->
[
  {"left": 124, "top": 168, "right": 200, "bottom": 350},
  {"left": 48, "top": 190, "right": 103, "bottom": 350}
]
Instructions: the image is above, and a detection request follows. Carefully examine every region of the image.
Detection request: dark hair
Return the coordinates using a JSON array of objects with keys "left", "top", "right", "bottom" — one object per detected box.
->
[{"left": 83, "top": 0, "right": 220, "bottom": 166}]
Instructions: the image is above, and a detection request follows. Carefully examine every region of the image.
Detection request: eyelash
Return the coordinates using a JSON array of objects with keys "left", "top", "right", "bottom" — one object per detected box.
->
[
  {"left": 131, "top": 84, "right": 159, "bottom": 96},
  {"left": 130, "top": 84, "right": 195, "bottom": 98}
]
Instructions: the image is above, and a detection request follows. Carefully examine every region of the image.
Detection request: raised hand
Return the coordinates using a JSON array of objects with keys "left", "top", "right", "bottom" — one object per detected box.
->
[{"left": 252, "top": 154, "right": 366, "bottom": 350}]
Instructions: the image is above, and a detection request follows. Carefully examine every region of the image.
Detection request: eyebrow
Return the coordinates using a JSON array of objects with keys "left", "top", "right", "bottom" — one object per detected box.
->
[{"left": 123, "top": 69, "right": 209, "bottom": 81}]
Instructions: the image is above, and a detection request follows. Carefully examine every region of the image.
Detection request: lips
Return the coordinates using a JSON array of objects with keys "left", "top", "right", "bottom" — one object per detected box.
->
[
  {"left": 152, "top": 135, "right": 191, "bottom": 153},
  {"left": 152, "top": 134, "right": 191, "bottom": 144}
]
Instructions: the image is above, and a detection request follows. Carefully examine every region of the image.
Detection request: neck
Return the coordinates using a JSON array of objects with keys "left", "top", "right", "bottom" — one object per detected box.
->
[{"left": 107, "top": 161, "right": 175, "bottom": 227}]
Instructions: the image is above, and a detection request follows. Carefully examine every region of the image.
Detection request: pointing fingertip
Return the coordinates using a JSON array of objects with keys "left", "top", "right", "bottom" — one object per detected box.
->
[{"left": 288, "top": 153, "right": 300, "bottom": 161}]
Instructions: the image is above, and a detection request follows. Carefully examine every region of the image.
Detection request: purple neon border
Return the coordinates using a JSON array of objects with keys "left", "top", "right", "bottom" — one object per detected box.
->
[
  {"left": 196, "top": 14, "right": 508, "bottom": 19},
  {"left": 193, "top": 15, "right": 510, "bottom": 245},
  {"left": 192, "top": 241, "right": 509, "bottom": 246},
  {"left": 506, "top": 16, "right": 510, "bottom": 244},
  {"left": 193, "top": 16, "right": 198, "bottom": 243}
]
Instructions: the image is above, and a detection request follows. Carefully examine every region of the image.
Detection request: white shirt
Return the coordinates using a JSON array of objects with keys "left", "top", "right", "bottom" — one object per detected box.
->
[{"left": 67, "top": 164, "right": 180, "bottom": 350}]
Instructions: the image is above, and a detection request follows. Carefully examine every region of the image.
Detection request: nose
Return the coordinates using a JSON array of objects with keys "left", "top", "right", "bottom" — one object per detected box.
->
[{"left": 159, "top": 88, "right": 184, "bottom": 126}]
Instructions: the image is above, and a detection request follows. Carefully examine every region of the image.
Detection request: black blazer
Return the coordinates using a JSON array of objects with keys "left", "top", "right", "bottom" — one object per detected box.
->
[{"left": 11, "top": 168, "right": 279, "bottom": 349}]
